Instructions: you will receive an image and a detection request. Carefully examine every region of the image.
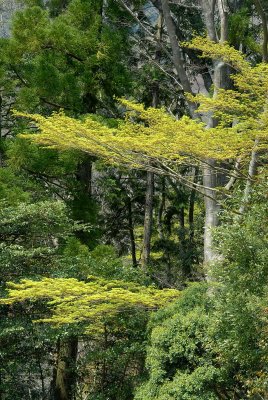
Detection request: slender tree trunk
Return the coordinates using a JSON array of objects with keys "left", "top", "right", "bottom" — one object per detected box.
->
[
  {"left": 141, "top": 13, "right": 162, "bottom": 269},
  {"left": 53, "top": 337, "right": 78, "bottom": 400},
  {"left": 76, "top": 156, "right": 93, "bottom": 196},
  {"left": 203, "top": 160, "right": 220, "bottom": 263},
  {"left": 151, "top": 0, "right": 230, "bottom": 266},
  {"left": 239, "top": 0, "right": 267, "bottom": 214},
  {"left": 254, "top": 0, "right": 268, "bottom": 62},
  {"left": 160, "top": 0, "right": 223, "bottom": 267},
  {"left": 200, "top": 0, "right": 217, "bottom": 41},
  {"left": 160, "top": 0, "right": 196, "bottom": 116},
  {"left": 239, "top": 140, "right": 259, "bottom": 215}
]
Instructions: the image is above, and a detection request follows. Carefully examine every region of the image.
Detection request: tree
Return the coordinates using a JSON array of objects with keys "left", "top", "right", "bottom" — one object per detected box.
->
[
  {"left": 1, "top": 275, "right": 179, "bottom": 399},
  {"left": 18, "top": 39, "right": 268, "bottom": 267},
  {"left": 114, "top": 0, "right": 264, "bottom": 265},
  {"left": 134, "top": 185, "right": 268, "bottom": 399}
]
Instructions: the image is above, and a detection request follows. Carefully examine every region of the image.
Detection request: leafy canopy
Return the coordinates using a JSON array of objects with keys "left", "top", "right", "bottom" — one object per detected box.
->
[
  {"left": 135, "top": 188, "right": 268, "bottom": 399},
  {"left": 1, "top": 276, "right": 179, "bottom": 333},
  {"left": 16, "top": 38, "right": 268, "bottom": 174}
]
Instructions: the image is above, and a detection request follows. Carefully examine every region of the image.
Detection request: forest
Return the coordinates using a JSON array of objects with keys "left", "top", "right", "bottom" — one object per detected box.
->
[{"left": 0, "top": 0, "right": 267, "bottom": 399}]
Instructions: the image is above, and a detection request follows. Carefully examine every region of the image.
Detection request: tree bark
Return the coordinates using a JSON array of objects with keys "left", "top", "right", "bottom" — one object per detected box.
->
[
  {"left": 160, "top": 0, "right": 228, "bottom": 267},
  {"left": 200, "top": 0, "right": 217, "bottom": 41},
  {"left": 160, "top": 0, "right": 197, "bottom": 116},
  {"left": 201, "top": 0, "right": 230, "bottom": 265},
  {"left": 53, "top": 337, "right": 78, "bottom": 400},
  {"left": 203, "top": 160, "right": 220, "bottom": 263},
  {"left": 254, "top": 0, "right": 268, "bottom": 62},
  {"left": 126, "top": 0, "right": 230, "bottom": 266},
  {"left": 141, "top": 12, "right": 162, "bottom": 269},
  {"left": 76, "top": 156, "right": 93, "bottom": 196},
  {"left": 239, "top": 139, "right": 259, "bottom": 215}
]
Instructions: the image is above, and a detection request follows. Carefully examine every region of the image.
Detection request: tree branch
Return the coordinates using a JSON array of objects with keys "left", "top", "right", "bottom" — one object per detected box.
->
[{"left": 254, "top": 0, "right": 268, "bottom": 62}]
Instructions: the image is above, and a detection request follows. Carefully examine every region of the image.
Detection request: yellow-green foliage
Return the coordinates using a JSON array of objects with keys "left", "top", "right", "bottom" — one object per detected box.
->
[
  {"left": 1, "top": 276, "right": 179, "bottom": 333},
  {"left": 185, "top": 38, "right": 268, "bottom": 145},
  {"left": 17, "top": 103, "right": 255, "bottom": 167},
  {"left": 16, "top": 38, "right": 268, "bottom": 172}
]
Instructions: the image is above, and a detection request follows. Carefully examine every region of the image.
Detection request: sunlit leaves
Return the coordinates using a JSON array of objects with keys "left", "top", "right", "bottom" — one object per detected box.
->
[
  {"left": 14, "top": 39, "right": 268, "bottom": 174},
  {"left": 1, "top": 276, "right": 180, "bottom": 333}
]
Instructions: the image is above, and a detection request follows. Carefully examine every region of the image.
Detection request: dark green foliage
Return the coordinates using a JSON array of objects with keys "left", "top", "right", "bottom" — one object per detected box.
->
[
  {"left": 0, "top": 196, "right": 149, "bottom": 400},
  {"left": 136, "top": 190, "right": 268, "bottom": 399},
  {"left": 0, "top": 316, "right": 57, "bottom": 400},
  {"left": 76, "top": 309, "right": 148, "bottom": 400},
  {"left": 3, "top": 0, "right": 131, "bottom": 114},
  {"left": 0, "top": 1, "right": 267, "bottom": 399},
  {"left": 135, "top": 284, "right": 221, "bottom": 400},
  {"left": 0, "top": 199, "right": 83, "bottom": 280},
  {"left": 211, "top": 189, "right": 268, "bottom": 396}
]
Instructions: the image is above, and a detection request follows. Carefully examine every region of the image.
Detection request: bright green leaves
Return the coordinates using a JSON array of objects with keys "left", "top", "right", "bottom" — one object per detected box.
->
[
  {"left": 17, "top": 97, "right": 257, "bottom": 169},
  {"left": 1, "top": 276, "right": 180, "bottom": 333},
  {"left": 0, "top": 168, "right": 32, "bottom": 205},
  {"left": 184, "top": 37, "right": 250, "bottom": 73},
  {"left": 15, "top": 38, "right": 268, "bottom": 173}
]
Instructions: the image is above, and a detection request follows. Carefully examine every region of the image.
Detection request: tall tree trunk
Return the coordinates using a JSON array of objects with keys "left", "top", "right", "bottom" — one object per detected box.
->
[
  {"left": 200, "top": 0, "right": 217, "bottom": 41},
  {"left": 254, "top": 0, "right": 268, "bottom": 62},
  {"left": 239, "top": 139, "right": 259, "bottom": 215},
  {"left": 203, "top": 160, "right": 220, "bottom": 263},
  {"left": 160, "top": 0, "right": 225, "bottom": 266},
  {"left": 151, "top": 0, "right": 230, "bottom": 266},
  {"left": 238, "top": 0, "right": 267, "bottom": 214},
  {"left": 160, "top": 0, "right": 196, "bottom": 116},
  {"left": 141, "top": 13, "right": 162, "bottom": 269},
  {"left": 53, "top": 337, "right": 78, "bottom": 400},
  {"left": 76, "top": 156, "right": 93, "bottom": 197},
  {"left": 201, "top": 0, "right": 229, "bottom": 265}
]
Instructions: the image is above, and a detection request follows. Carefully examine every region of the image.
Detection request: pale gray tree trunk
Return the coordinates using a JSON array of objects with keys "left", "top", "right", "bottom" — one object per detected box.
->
[
  {"left": 200, "top": 0, "right": 217, "bottom": 41},
  {"left": 239, "top": 141, "right": 259, "bottom": 215},
  {"left": 160, "top": 0, "right": 197, "bottom": 116},
  {"left": 161, "top": 0, "right": 230, "bottom": 265},
  {"left": 237, "top": 0, "right": 268, "bottom": 213},
  {"left": 157, "top": 177, "right": 166, "bottom": 240},
  {"left": 123, "top": 0, "right": 231, "bottom": 266},
  {"left": 201, "top": 0, "right": 229, "bottom": 264},
  {"left": 203, "top": 160, "right": 220, "bottom": 263},
  {"left": 253, "top": 0, "right": 268, "bottom": 62}
]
